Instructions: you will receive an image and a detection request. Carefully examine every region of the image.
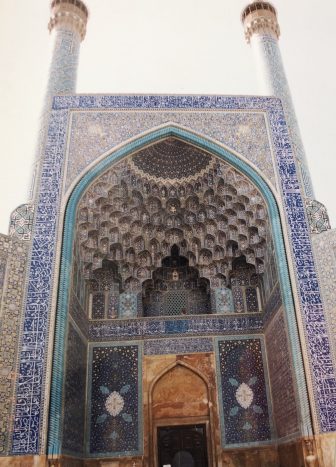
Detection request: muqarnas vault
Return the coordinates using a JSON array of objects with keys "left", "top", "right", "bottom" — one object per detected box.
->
[{"left": 0, "top": 1, "right": 336, "bottom": 466}]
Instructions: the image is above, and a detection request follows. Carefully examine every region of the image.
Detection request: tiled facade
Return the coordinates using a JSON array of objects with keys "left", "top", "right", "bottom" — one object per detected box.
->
[
  {"left": 312, "top": 230, "right": 336, "bottom": 368},
  {"left": 1, "top": 3, "right": 336, "bottom": 465},
  {"left": 30, "top": 26, "right": 82, "bottom": 201},
  {"left": 87, "top": 343, "right": 141, "bottom": 456},
  {"left": 0, "top": 234, "right": 29, "bottom": 455},
  {"left": 265, "top": 308, "right": 299, "bottom": 439},
  {"left": 66, "top": 111, "right": 275, "bottom": 192},
  {"left": 216, "top": 336, "right": 272, "bottom": 446},
  {"left": 8, "top": 204, "right": 34, "bottom": 241},
  {"left": 306, "top": 199, "right": 331, "bottom": 234},
  {"left": 249, "top": 34, "right": 314, "bottom": 199},
  {"left": 5, "top": 96, "right": 331, "bottom": 456},
  {"left": 62, "top": 322, "right": 87, "bottom": 455},
  {"left": 0, "top": 92, "right": 332, "bottom": 467}
]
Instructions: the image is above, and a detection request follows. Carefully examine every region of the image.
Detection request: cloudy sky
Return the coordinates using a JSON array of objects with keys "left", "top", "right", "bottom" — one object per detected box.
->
[{"left": 0, "top": 0, "right": 335, "bottom": 233}]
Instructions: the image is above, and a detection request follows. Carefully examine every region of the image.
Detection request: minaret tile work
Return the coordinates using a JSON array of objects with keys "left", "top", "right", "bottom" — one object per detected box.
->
[
  {"left": 29, "top": 0, "right": 88, "bottom": 200},
  {"left": 242, "top": 1, "right": 315, "bottom": 199}
]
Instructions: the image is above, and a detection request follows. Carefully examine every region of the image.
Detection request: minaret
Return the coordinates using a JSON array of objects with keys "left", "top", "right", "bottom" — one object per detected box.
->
[
  {"left": 29, "top": 0, "right": 88, "bottom": 200},
  {"left": 241, "top": 1, "right": 314, "bottom": 199}
]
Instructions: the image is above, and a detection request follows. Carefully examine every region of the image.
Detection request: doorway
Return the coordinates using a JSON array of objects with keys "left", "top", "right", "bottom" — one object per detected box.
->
[{"left": 157, "top": 424, "right": 209, "bottom": 467}]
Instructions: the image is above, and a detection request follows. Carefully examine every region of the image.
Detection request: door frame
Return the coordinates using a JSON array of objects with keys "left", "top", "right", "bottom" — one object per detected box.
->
[
  {"left": 154, "top": 417, "right": 212, "bottom": 467},
  {"left": 148, "top": 361, "right": 216, "bottom": 467}
]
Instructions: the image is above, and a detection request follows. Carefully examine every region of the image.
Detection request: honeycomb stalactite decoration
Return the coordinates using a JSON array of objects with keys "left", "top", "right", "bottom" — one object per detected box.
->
[{"left": 76, "top": 142, "right": 270, "bottom": 292}]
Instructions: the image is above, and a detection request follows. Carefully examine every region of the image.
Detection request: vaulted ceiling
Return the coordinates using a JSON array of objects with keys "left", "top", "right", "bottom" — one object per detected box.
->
[{"left": 75, "top": 138, "right": 270, "bottom": 290}]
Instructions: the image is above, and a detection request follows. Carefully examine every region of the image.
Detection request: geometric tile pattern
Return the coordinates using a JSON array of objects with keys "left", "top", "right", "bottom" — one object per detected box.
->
[
  {"left": 312, "top": 231, "right": 336, "bottom": 368},
  {"left": 132, "top": 137, "right": 212, "bottom": 180},
  {"left": 87, "top": 343, "right": 141, "bottom": 457},
  {"left": 89, "top": 315, "right": 264, "bottom": 341},
  {"left": 62, "top": 323, "right": 87, "bottom": 455},
  {"left": 263, "top": 283, "right": 282, "bottom": 323},
  {"left": 305, "top": 199, "right": 331, "bottom": 234},
  {"left": 8, "top": 204, "right": 34, "bottom": 241},
  {"left": 0, "top": 235, "right": 28, "bottom": 456},
  {"left": 69, "top": 291, "right": 88, "bottom": 338},
  {"left": 251, "top": 35, "right": 314, "bottom": 198},
  {"left": 144, "top": 337, "right": 214, "bottom": 355},
  {"left": 0, "top": 257, "right": 6, "bottom": 291},
  {"left": 30, "top": 29, "right": 80, "bottom": 201},
  {"left": 265, "top": 309, "right": 299, "bottom": 439},
  {"left": 216, "top": 337, "right": 272, "bottom": 446},
  {"left": 66, "top": 110, "right": 275, "bottom": 192},
  {"left": 12, "top": 95, "right": 336, "bottom": 455}
]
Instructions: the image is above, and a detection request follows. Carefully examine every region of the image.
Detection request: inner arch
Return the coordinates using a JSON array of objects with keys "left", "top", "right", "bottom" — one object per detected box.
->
[{"left": 74, "top": 136, "right": 274, "bottom": 318}]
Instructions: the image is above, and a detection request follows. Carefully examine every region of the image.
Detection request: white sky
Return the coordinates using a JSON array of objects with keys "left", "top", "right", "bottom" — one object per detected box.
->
[{"left": 0, "top": 0, "right": 335, "bottom": 233}]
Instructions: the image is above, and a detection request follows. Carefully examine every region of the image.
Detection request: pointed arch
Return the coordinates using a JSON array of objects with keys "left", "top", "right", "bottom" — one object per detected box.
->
[
  {"left": 47, "top": 124, "right": 309, "bottom": 454},
  {"left": 150, "top": 359, "right": 212, "bottom": 396},
  {"left": 148, "top": 360, "right": 215, "bottom": 467}
]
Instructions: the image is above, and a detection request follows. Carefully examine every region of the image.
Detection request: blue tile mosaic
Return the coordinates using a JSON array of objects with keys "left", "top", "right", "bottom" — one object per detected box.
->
[
  {"left": 89, "top": 316, "right": 263, "bottom": 341},
  {"left": 12, "top": 95, "right": 336, "bottom": 455},
  {"left": 216, "top": 337, "right": 272, "bottom": 447},
  {"left": 87, "top": 343, "right": 142, "bottom": 457},
  {"left": 265, "top": 310, "right": 299, "bottom": 438},
  {"left": 62, "top": 323, "right": 86, "bottom": 455},
  {"left": 263, "top": 283, "right": 282, "bottom": 324},
  {"left": 144, "top": 337, "right": 213, "bottom": 355}
]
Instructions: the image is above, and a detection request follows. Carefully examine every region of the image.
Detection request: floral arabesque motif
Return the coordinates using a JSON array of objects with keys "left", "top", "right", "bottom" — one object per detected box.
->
[
  {"left": 228, "top": 376, "right": 263, "bottom": 418},
  {"left": 89, "top": 344, "right": 140, "bottom": 455},
  {"left": 217, "top": 338, "right": 271, "bottom": 445},
  {"left": 96, "top": 385, "right": 132, "bottom": 423}
]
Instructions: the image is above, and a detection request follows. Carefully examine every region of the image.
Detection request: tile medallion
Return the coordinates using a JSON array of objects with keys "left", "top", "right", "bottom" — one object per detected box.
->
[
  {"left": 305, "top": 199, "right": 331, "bottom": 234},
  {"left": 9, "top": 204, "right": 34, "bottom": 241},
  {"left": 216, "top": 336, "right": 272, "bottom": 446},
  {"left": 87, "top": 343, "right": 142, "bottom": 457}
]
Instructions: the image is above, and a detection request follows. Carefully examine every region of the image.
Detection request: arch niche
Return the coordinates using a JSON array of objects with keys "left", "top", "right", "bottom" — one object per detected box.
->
[
  {"left": 149, "top": 361, "right": 215, "bottom": 467},
  {"left": 48, "top": 125, "right": 307, "bottom": 458}
]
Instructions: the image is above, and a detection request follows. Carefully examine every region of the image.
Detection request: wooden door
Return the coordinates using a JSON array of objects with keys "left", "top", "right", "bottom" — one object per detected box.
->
[{"left": 157, "top": 424, "right": 209, "bottom": 467}]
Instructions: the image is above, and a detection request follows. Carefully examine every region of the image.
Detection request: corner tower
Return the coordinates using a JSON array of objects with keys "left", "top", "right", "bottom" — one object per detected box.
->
[
  {"left": 241, "top": 1, "right": 314, "bottom": 199},
  {"left": 47, "top": 0, "right": 88, "bottom": 95},
  {"left": 30, "top": 0, "right": 88, "bottom": 200}
]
